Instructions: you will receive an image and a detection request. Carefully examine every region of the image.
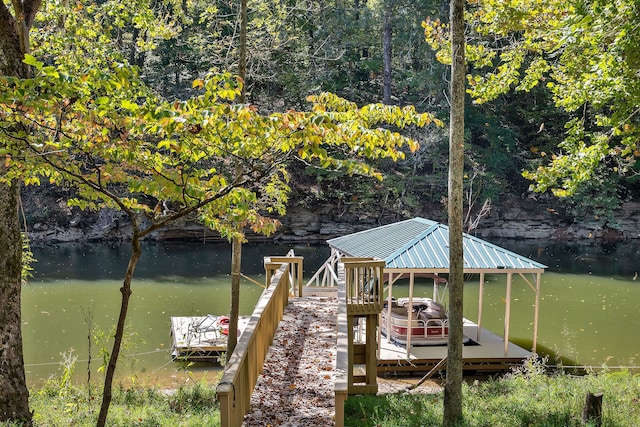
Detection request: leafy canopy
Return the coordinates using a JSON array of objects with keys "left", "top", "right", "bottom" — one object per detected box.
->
[
  {"left": 1, "top": 54, "right": 441, "bottom": 241},
  {"left": 424, "top": 0, "right": 640, "bottom": 197}
]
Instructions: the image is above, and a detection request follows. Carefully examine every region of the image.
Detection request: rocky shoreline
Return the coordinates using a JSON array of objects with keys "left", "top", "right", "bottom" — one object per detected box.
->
[{"left": 23, "top": 198, "right": 640, "bottom": 246}]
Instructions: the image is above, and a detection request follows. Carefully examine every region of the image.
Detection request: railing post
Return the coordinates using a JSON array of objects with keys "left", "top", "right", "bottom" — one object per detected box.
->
[{"left": 339, "top": 258, "right": 384, "bottom": 395}]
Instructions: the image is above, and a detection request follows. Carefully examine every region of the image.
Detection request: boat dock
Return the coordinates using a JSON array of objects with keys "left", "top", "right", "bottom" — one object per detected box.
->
[
  {"left": 376, "top": 318, "right": 531, "bottom": 374},
  {"left": 170, "top": 315, "right": 249, "bottom": 362},
  {"left": 310, "top": 287, "right": 530, "bottom": 374}
]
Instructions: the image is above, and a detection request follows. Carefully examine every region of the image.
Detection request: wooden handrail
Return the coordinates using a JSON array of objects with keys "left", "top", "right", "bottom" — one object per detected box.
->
[{"left": 217, "top": 263, "right": 291, "bottom": 427}]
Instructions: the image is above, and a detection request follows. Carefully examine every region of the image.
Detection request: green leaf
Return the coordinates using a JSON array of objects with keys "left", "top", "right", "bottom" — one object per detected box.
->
[{"left": 23, "top": 54, "right": 42, "bottom": 69}]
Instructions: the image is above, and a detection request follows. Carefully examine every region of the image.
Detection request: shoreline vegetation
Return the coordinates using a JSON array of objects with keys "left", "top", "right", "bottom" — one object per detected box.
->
[{"left": 4, "top": 358, "right": 639, "bottom": 426}]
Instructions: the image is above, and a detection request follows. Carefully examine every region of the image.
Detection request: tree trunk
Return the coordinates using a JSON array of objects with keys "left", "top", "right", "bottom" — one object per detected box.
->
[
  {"left": 238, "top": 0, "right": 247, "bottom": 103},
  {"left": 0, "top": 2, "right": 41, "bottom": 424},
  {"left": 227, "top": 237, "right": 242, "bottom": 358},
  {"left": 443, "top": 0, "right": 465, "bottom": 425},
  {"left": 97, "top": 234, "right": 142, "bottom": 427},
  {"left": 382, "top": 1, "right": 392, "bottom": 105},
  {"left": 0, "top": 177, "right": 32, "bottom": 426},
  {"left": 582, "top": 392, "right": 603, "bottom": 427}
]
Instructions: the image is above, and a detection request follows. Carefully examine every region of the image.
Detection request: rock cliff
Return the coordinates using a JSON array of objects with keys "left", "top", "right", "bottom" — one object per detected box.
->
[{"left": 21, "top": 184, "right": 640, "bottom": 244}]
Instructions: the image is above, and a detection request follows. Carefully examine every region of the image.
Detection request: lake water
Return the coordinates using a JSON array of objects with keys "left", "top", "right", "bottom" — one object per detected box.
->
[{"left": 22, "top": 239, "right": 640, "bottom": 386}]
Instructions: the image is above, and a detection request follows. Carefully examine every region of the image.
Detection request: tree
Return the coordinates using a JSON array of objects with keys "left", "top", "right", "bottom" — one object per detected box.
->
[
  {"left": 2, "top": 40, "right": 439, "bottom": 423},
  {"left": 382, "top": 0, "right": 393, "bottom": 105},
  {"left": 443, "top": 0, "right": 465, "bottom": 424},
  {"left": 430, "top": 0, "right": 640, "bottom": 202},
  {"left": 227, "top": 0, "right": 248, "bottom": 358},
  {"left": 0, "top": 0, "right": 42, "bottom": 424}
]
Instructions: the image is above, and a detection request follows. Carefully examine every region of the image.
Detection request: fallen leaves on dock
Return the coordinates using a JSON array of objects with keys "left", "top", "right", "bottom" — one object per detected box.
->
[
  {"left": 243, "top": 297, "right": 338, "bottom": 426},
  {"left": 241, "top": 296, "right": 443, "bottom": 426}
]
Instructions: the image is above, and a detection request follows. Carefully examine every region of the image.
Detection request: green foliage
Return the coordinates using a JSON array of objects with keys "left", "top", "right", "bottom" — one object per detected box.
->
[
  {"left": 167, "top": 380, "right": 219, "bottom": 414},
  {"left": 556, "top": 164, "right": 623, "bottom": 229},
  {"left": 424, "top": 0, "right": 640, "bottom": 204},
  {"left": 345, "top": 364, "right": 640, "bottom": 426},
  {"left": 24, "top": 379, "right": 222, "bottom": 426},
  {"left": 2, "top": 47, "right": 439, "bottom": 241},
  {"left": 38, "top": 350, "right": 80, "bottom": 400},
  {"left": 20, "top": 232, "right": 36, "bottom": 283}
]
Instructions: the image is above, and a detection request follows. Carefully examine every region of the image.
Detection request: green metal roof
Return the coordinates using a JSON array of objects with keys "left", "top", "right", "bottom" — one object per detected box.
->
[{"left": 327, "top": 217, "right": 546, "bottom": 271}]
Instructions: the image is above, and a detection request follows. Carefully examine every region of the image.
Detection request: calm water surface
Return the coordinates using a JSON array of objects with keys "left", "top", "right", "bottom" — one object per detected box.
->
[
  {"left": 22, "top": 239, "right": 640, "bottom": 386},
  {"left": 23, "top": 242, "right": 328, "bottom": 386}
]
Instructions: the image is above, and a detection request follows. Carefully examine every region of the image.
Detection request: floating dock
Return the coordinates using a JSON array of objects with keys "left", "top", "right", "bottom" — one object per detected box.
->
[{"left": 170, "top": 315, "right": 249, "bottom": 362}]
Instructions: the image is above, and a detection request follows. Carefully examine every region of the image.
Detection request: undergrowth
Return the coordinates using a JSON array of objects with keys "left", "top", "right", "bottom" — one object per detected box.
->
[
  {"left": 4, "top": 357, "right": 640, "bottom": 426},
  {"left": 345, "top": 357, "right": 640, "bottom": 427},
  {"left": 7, "top": 375, "right": 223, "bottom": 427}
]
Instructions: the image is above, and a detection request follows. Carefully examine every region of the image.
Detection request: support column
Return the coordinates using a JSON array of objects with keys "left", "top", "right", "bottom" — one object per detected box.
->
[
  {"left": 533, "top": 272, "right": 541, "bottom": 352},
  {"left": 477, "top": 272, "right": 485, "bottom": 342},
  {"left": 406, "top": 272, "right": 415, "bottom": 359},
  {"left": 504, "top": 272, "right": 513, "bottom": 356}
]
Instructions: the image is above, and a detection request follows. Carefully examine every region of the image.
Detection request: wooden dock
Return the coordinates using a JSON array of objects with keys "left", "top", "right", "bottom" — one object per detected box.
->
[
  {"left": 303, "top": 287, "right": 529, "bottom": 375},
  {"left": 170, "top": 315, "right": 249, "bottom": 362},
  {"left": 376, "top": 318, "right": 531, "bottom": 374}
]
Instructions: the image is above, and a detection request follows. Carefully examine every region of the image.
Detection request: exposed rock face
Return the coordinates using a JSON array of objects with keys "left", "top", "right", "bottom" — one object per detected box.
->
[
  {"left": 21, "top": 185, "right": 640, "bottom": 245},
  {"left": 475, "top": 199, "right": 639, "bottom": 241}
]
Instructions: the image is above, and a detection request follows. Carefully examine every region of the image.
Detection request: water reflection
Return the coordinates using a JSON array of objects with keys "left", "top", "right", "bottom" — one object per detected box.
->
[
  {"left": 31, "top": 242, "right": 330, "bottom": 281},
  {"left": 490, "top": 238, "right": 640, "bottom": 278},
  {"left": 24, "top": 242, "right": 330, "bottom": 386},
  {"left": 22, "top": 239, "right": 640, "bottom": 386}
]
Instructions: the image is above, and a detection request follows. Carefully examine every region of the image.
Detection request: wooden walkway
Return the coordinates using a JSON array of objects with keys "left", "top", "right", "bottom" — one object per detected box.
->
[
  {"left": 238, "top": 292, "right": 530, "bottom": 426},
  {"left": 242, "top": 296, "right": 338, "bottom": 427}
]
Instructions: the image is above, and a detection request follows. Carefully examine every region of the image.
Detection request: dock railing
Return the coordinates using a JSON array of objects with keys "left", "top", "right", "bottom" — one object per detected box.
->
[
  {"left": 264, "top": 249, "right": 304, "bottom": 297},
  {"left": 335, "top": 266, "right": 349, "bottom": 427},
  {"left": 305, "top": 249, "right": 341, "bottom": 287},
  {"left": 217, "top": 263, "right": 291, "bottom": 427},
  {"left": 342, "top": 258, "right": 384, "bottom": 314}
]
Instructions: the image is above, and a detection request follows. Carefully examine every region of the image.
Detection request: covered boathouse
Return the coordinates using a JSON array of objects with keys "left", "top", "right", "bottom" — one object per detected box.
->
[{"left": 309, "top": 217, "right": 547, "bottom": 374}]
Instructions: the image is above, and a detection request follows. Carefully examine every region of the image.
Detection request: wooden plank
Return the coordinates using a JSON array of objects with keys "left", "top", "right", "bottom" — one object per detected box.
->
[
  {"left": 408, "top": 357, "right": 448, "bottom": 390},
  {"left": 349, "top": 384, "right": 378, "bottom": 395}
]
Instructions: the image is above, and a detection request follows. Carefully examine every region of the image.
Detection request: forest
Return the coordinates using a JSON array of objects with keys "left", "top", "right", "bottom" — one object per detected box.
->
[
  {"left": 143, "top": 0, "right": 640, "bottom": 231},
  {"left": 1, "top": 1, "right": 639, "bottom": 426},
  {"left": 9, "top": 0, "right": 640, "bottom": 236}
]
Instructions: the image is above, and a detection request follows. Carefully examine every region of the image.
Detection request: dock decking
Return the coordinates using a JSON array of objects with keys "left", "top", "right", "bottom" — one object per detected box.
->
[
  {"left": 170, "top": 315, "right": 249, "bottom": 362},
  {"left": 376, "top": 318, "right": 531, "bottom": 373},
  {"left": 312, "top": 286, "right": 530, "bottom": 374}
]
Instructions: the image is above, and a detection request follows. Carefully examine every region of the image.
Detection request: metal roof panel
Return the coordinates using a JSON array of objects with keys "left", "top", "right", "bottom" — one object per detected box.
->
[{"left": 329, "top": 218, "right": 546, "bottom": 271}]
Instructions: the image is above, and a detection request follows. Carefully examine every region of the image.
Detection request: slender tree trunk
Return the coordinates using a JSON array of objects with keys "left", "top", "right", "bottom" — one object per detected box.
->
[
  {"left": 238, "top": 0, "right": 247, "bottom": 103},
  {"left": 225, "top": 0, "right": 247, "bottom": 359},
  {"left": 382, "top": 1, "right": 392, "bottom": 105},
  {"left": 227, "top": 238, "right": 242, "bottom": 357},
  {"left": 97, "top": 234, "right": 142, "bottom": 427},
  {"left": 443, "top": 0, "right": 465, "bottom": 425},
  {"left": 0, "top": 2, "right": 41, "bottom": 424}
]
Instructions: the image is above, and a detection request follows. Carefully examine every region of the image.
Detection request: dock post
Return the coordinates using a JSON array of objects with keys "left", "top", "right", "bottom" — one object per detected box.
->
[{"left": 340, "top": 259, "right": 384, "bottom": 395}]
